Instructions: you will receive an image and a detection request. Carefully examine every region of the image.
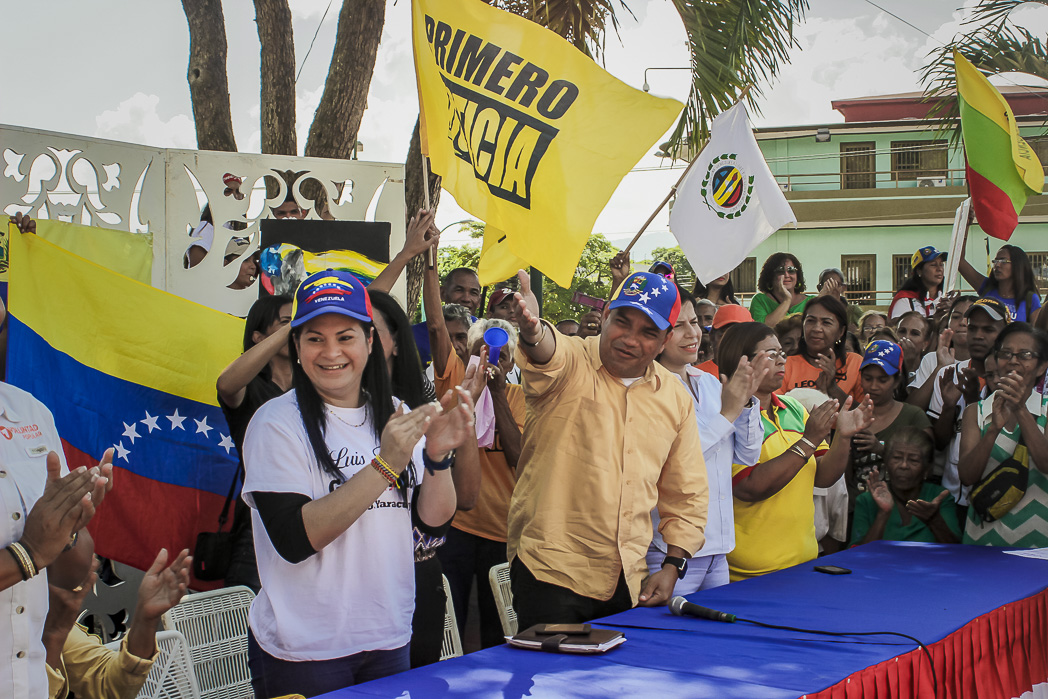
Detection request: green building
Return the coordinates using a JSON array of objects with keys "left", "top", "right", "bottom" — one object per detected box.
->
[{"left": 728, "top": 87, "right": 1048, "bottom": 306}]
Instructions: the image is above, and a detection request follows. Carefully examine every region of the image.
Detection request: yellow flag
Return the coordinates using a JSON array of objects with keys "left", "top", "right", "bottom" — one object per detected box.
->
[
  {"left": 1, "top": 219, "right": 152, "bottom": 285},
  {"left": 477, "top": 225, "right": 526, "bottom": 286},
  {"left": 412, "top": 0, "right": 683, "bottom": 287}
]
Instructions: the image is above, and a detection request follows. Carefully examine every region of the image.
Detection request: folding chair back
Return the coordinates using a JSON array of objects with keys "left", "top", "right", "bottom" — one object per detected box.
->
[
  {"left": 161, "top": 585, "right": 254, "bottom": 699},
  {"left": 488, "top": 562, "right": 517, "bottom": 637},
  {"left": 439, "top": 574, "right": 463, "bottom": 660},
  {"left": 136, "top": 630, "right": 201, "bottom": 699}
]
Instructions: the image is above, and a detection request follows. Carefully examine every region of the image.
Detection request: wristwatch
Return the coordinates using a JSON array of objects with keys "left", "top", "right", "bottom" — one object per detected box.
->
[{"left": 662, "top": 555, "right": 688, "bottom": 580}]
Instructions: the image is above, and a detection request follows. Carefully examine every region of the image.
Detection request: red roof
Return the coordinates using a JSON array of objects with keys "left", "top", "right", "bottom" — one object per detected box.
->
[{"left": 831, "top": 86, "right": 1048, "bottom": 122}]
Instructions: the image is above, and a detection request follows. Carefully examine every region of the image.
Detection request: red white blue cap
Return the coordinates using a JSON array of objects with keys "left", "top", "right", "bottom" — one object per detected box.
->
[
  {"left": 608, "top": 272, "right": 681, "bottom": 330},
  {"left": 291, "top": 269, "right": 373, "bottom": 328},
  {"left": 911, "top": 246, "right": 947, "bottom": 269},
  {"left": 860, "top": 340, "right": 902, "bottom": 376}
]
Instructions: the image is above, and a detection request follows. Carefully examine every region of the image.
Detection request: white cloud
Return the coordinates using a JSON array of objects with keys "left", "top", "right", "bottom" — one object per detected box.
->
[
  {"left": 94, "top": 93, "right": 196, "bottom": 149},
  {"left": 289, "top": 0, "right": 337, "bottom": 20}
]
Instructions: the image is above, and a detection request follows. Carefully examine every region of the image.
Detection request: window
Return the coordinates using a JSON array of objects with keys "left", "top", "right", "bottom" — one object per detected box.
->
[
  {"left": 890, "top": 140, "right": 947, "bottom": 181},
  {"left": 1025, "top": 137, "right": 1048, "bottom": 175},
  {"left": 893, "top": 254, "right": 912, "bottom": 292},
  {"left": 1027, "top": 251, "right": 1048, "bottom": 296},
  {"left": 842, "top": 255, "right": 877, "bottom": 306},
  {"left": 840, "top": 142, "right": 875, "bottom": 189},
  {"left": 730, "top": 256, "right": 757, "bottom": 295}
]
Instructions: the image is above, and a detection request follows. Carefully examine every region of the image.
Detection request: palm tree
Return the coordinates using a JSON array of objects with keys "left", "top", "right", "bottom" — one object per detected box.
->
[{"left": 922, "top": 0, "right": 1048, "bottom": 127}]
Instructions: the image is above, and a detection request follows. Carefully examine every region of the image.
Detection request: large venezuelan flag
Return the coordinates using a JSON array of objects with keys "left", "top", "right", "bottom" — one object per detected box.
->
[
  {"left": 7, "top": 226, "right": 243, "bottom": 585},
  {"left": 956, "top": 51, "right": 1044, "bottom": 240}
]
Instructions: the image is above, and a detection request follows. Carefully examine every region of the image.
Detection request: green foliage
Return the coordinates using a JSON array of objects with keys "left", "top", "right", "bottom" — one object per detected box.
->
[
  {"left": 434, "top": 230, "right": 620, "bottom": 321},
  {"left": 646, "top": 245, "right": 696, "bottom": 290},
  {"left": 541, "top": 233, "right": 618, "bottom": 321},
  {"left": 663, "top": 0, "right": 808, "bottom": 159}
]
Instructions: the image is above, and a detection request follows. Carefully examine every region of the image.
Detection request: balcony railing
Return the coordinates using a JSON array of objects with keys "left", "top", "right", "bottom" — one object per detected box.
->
[{"left": 775, "top": 167, "right": 971, "bottom": 192}]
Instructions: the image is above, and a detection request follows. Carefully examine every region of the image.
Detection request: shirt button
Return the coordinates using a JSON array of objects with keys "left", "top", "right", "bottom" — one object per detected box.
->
[
  {"left": 12, "top": 512, "right": 20, "bottom": 521},
  {"left": 0, "top": 470, "right": 6, "bottom": 477},
  {"left": 15, "top": 606, "right": 24, "bottom": 614},
  {"left": 16, "top": 651, "right": 25, "bottom": 659}
]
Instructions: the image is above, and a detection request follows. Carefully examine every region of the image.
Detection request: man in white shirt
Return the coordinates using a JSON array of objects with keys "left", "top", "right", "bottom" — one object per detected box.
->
[{"left": 0, "top": 381, "right": 111, "bottom": 698}]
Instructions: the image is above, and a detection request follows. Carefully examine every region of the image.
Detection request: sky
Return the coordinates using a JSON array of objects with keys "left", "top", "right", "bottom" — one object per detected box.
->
[{"left": 4, "top": 0, "right": 1047, "bottom": 259}]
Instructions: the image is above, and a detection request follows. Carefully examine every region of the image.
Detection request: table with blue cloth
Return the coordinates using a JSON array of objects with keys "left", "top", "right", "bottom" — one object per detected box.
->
[{"left": 318, "top": 542, "right": 1048, "bottom": 698}]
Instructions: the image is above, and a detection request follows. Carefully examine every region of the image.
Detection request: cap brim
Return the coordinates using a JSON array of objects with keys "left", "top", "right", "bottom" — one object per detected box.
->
[
  {"left": 291, "top": 306, "right": 373, "bottom": 328},
  {"left": 860, "top": 357, "right": 899, "bottom": 375},
  {"left": 607, "top": 299, "right": 670, "bottom": 330},
  {"left": 965, "top": 306, "right": 1005, "bottom": 322}
]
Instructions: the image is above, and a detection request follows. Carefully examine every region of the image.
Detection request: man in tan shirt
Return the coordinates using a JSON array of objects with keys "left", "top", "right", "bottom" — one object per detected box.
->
[{"left": 507, "top": 270, "right": 707, "bottom": 629}]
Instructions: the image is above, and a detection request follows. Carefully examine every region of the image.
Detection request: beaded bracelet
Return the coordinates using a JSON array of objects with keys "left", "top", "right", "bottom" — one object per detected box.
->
[
  {"left": 370, "top": 457, "right": 398, "bottom": 485},
  {"left": 423, "top": 450, "right": 454, "bottom": 475},
  {"left": 6, "top": 542, "right": 37, "bottom": 581}
]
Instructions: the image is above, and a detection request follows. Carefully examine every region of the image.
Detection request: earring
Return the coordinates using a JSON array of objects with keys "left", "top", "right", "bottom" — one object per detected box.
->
[{"left": 297, "top": 358, "right": 301, "bottom": 365}]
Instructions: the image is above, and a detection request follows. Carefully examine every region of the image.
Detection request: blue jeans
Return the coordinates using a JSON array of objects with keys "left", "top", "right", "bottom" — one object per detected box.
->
[{"left": 247, "top": 629, "right": 409, "bottom": 698}]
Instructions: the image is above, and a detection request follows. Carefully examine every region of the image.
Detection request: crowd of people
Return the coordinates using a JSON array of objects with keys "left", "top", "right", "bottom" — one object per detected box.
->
[{"left": 4, "top": 206, "right": 1048, "bottom": 698}]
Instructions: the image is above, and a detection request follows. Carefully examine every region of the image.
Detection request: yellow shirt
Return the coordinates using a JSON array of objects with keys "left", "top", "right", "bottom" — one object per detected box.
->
[
  {"left": 728, "top": 395, "right": 826, "bottom": 581},
  {"left": 46, "top": 626, "right": 155, "bottom": 699},
  {"left": 508, "top": 324, "right": 707, "bottom": 603}
]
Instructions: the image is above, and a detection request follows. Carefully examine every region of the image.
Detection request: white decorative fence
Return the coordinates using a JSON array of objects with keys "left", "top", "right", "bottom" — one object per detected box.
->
[{"left": 1, "top": 123, "right": 406, "bottom": 316}]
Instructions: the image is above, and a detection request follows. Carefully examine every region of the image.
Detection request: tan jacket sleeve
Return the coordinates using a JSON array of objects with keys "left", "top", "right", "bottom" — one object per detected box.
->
[
  {"left": 654, "top": 402, "right": 708, "bottom": 557},
  {"left": 56, "top": 625, "right": 156, "bottom": 699}
]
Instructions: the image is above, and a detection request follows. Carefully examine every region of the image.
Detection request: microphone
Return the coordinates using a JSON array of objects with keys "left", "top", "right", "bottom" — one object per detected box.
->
[{"left": 669, "top": 596, "right": 737, "bottom": 623}]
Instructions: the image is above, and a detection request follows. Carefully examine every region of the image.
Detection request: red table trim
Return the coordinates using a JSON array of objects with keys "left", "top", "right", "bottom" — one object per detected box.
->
[{"left": 804, "top": 586, "right": 1048, "bottom": 699}]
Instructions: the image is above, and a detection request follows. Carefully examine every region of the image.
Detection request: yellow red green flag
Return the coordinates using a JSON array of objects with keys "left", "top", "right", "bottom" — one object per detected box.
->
[
  {"left": 412, "top": 0, "right": 683, "bottom": 287},
  {"left": 955, "top": 51, "right": 1043, "bottom": 240}
]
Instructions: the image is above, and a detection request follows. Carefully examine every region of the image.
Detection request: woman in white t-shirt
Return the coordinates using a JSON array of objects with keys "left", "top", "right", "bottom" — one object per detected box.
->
[{"left": 242, "top": 270, "right": 474, "bottom": 698}]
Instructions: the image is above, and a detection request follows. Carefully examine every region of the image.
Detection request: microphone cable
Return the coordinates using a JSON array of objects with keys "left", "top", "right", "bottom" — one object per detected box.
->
[
  {"left": 603, "top": 610, "right": 939, "bottom": 699},
  {"left": 730, "top": 615, "right": 938, "bottom": 699}
]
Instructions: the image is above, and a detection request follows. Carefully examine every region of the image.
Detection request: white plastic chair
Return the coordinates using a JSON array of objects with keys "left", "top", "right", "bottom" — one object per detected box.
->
[
  {"left": 161, "top": 586, "right": 254, "bottom": 699},
  {"left": 104, "top": 630, "right": 201, "bottom": 699},
  {"left": 488, "top": 562, "right": 517, "bottom": 637},
  {"left": 439, "top": 574, "right": 463, "bottom": 661}
]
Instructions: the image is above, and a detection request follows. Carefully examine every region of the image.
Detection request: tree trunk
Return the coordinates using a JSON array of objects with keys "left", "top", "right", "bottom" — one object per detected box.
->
[
  {"left": 404, "top": 119, "right": 442, "bottom": 319},
  {"left": 304, "top": 0, "right": 385, "bottom": 159},
  {"left": 181, "top": 0, "right": 238, "bottom": 152},
  {"left": 254, "top": 0, "right": 297, "bottom": 155}
]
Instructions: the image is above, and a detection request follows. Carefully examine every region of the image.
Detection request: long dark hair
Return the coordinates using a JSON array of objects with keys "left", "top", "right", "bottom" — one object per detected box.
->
[
  {"left": 288, "top": 313, "right": 397, "bottom": 486},
  {"left": 368, "top": 290, "right": 428, "bottom": 409},
  {"left": 694, "top": 277, "right": 741, "bottom": 305},
  {"left": 899, "top": 260, "right": 943, "bottom": 302},
  {"left": 757, "top": 252, "right": 806, "bottom": 295},
  {"left": 798, "top": 295, "right": 849, "bottom": 365},
  {"left": 242, "top": 295, "right": 292, "bottom": 378},
  {"left": 989, "top": 245, "right": 1039, "bottom": 306},
  {"left": 717, "top": 322, "right": 776, "bottom": 379}
]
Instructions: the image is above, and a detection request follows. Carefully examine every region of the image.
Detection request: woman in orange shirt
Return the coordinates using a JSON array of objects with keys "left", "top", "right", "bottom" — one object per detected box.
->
[{"left": 778, "top": 296, "right": 864, "bottom": 403}]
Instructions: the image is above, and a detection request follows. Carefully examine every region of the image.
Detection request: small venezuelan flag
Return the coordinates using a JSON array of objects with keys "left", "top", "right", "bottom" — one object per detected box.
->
[
  {"left": 956, "top": 51, "right": 1044, "bottom": 240},
  {"left": 7, "top": 225, "right": 243, "bottom": 586}
]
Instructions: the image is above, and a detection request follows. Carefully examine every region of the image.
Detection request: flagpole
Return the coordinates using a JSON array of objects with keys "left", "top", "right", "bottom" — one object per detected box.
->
[
  {"left": 423, "top": 155, "right": 434, "bottom": 269},
  {"left": 623, "top": 85, "right": 753, "bottom": 255}
]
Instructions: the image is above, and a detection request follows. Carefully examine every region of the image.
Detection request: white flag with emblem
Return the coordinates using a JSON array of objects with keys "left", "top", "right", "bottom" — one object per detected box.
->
[{"left": 669, "top": 101, "right": 796, "bottom": 285}]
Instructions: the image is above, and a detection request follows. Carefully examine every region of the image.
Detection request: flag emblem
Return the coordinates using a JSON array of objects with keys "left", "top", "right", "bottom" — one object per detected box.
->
[
  {"left": 622, "top": 274, "right": 649, "bottom": 296},
  {"left": 700, "top": 154, "right": 754, "bottom": 219}
]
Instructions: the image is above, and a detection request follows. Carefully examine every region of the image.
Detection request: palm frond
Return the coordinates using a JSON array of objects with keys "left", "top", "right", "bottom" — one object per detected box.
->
[
  {"left": 921, "top": 1, "right": 1048, "bottom": 141},
  {"left": 664, "top": 0, "right": 808, "bottom": 160},
  {"left": 490, "top": 0, "right": 632, "bottom": 60}
]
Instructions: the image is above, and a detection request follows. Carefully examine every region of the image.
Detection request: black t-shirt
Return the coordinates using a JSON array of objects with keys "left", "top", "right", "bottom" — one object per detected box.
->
[{"left": 219, "top": 374, "right": 287, "bottom": 458}]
